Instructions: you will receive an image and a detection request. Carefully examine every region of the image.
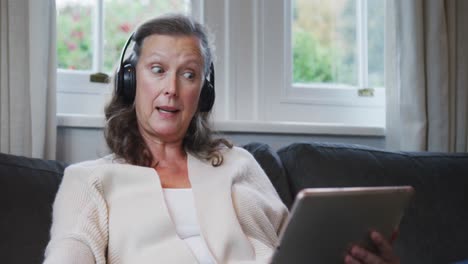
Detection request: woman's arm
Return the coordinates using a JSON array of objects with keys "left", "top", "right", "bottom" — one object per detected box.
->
[
  {"left": 231, "top": 149, "right": 289, "bottom": 262},
  {"left": 44, "top": 239, "right": 96, "bottom": 264},
  {"left": 43, "top": 164, "right": 108, "bottom": 264}
]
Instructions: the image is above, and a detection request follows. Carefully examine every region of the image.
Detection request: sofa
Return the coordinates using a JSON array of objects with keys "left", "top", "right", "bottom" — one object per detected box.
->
[{"left": 1, "top": 142, "right": 468, "bottom": 264}]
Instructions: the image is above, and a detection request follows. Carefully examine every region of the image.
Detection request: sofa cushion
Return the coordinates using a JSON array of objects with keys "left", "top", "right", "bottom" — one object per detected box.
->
[
  {"left": 0, "top": 153, "right": 67, "bottom": 264},
  {"left": 243, "top": 142, "right": 294, "bottom": 208},
  {"left": 277, "top": 142, "right": 468, "bottom": 264}
]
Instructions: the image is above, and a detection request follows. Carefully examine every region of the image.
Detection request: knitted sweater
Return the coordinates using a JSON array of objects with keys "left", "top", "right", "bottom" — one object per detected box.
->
[{"left": 43, "top": 147, "right": 289, "bottom": 264}]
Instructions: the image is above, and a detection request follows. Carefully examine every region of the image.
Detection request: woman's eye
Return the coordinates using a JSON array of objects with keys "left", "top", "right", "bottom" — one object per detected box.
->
[
  {"left": 151, "top": 66, "right": 164, "bottom": 74},
  {"left": 183, "top": 72, "right": 195, "bottom": 80}
]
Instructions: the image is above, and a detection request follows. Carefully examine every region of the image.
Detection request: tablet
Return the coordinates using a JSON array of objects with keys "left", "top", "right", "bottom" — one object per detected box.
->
[{"left": 271, "top": 186, "right": 414, "bottom": 264}]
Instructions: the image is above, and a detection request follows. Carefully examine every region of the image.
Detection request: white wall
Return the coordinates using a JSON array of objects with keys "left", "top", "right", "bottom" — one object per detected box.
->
[{"left": 56, "top": 127, "right": 385, "bottom": 164}]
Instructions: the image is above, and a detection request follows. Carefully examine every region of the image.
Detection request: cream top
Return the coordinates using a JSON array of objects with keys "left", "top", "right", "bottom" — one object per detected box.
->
[
  {"left": 44, "top": 147, "right": 289, "bottom": 264},
  {"left": 163, "top": 188, "right": 216, "bottom": 264}
]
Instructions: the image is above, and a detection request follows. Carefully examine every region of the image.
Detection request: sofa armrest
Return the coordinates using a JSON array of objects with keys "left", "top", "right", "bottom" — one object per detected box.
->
[{"left": 0, "top": 153, "right": 68, "bottom": 263}]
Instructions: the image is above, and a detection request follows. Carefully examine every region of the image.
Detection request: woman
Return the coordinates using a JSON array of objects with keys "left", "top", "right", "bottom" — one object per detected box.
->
[{"left": 44, "top": 14, "right": 399, "bottom": 264}]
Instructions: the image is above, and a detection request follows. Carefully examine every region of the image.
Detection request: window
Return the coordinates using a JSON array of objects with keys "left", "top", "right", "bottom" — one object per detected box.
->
[
  {"left": 206, "top": 0, "right": 385, "bottom": 133},
  {"left": 57, "top": 0, "right": 385, "bottom": 135},
  {"left": 293, "top": 0, "right": 385, "bottom": 88},
  {"left": 277, "top": 0, "right": 385, "bottom": 127}
]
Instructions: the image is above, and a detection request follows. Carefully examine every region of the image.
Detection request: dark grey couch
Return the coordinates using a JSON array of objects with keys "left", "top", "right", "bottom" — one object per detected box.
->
[{"left": 1, "top": 142, "right": 468, "bottom": 264}]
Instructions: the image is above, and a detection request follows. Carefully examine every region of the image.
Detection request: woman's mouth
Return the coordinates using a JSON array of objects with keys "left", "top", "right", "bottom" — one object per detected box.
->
[{"left": 156, "top": 106, "right": 180, "bottom": 114}]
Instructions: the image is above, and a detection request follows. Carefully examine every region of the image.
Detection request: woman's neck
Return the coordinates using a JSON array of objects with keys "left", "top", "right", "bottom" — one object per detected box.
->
[
  {"left": 148, "top": 142, "right": 190, "bottom": 188},
  {"left": 138, "top": 128, "right": 186, "bottom": 166},
  {"left": 149, "top": 142, "right": 186, "bottom": 167}
]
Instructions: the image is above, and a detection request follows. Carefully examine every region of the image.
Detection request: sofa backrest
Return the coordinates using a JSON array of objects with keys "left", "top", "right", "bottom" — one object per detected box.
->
[
  {"left": 277, "top": 142, "right": 468, "bottom": 264},
  {"left": 2, "top": 142, "right": 468, "bottom": 264},
  {"left": 0, "top": 153, "right": 67, "bottom": 264}
]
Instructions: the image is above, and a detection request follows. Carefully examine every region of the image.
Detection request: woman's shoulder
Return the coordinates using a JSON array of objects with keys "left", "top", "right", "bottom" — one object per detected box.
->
[
  {"left": 66, "top": 154, "right": 116, "bottom": 169},
  {"left": 224, "top": 145, "right": 253, "bottom": 157},
  {"left": 222, "top": 146, "right": 259, "bottom": 168},
  {"left": 63, "top": 154, "right": 124, "bottom": 182}
]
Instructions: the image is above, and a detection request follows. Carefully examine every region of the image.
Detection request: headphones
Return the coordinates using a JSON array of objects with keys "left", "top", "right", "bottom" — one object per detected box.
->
[{"left": 115, "top": 33, "right": 215, "bottom": 112}]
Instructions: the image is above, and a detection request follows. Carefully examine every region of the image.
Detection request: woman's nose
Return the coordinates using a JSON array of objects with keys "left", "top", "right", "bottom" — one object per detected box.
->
[{"left": 163, "top": 72, "right": 178, "bottom": 96}]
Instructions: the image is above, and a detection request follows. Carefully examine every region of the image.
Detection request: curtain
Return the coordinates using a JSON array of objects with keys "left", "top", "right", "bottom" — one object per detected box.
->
[
  {"left": 386, "top": 0, "right": 468, "bottom": 152},
  {"left": 0, "top": 0, "right": 56, "bottom": 159}
]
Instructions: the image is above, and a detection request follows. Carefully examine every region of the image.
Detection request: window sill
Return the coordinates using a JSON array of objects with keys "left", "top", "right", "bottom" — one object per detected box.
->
[
  {"left": 57, "top": 114, "right": 385, "bottom": 136},
  {"left": 57, "top": 114, "right": 105, "bottom": 128}
]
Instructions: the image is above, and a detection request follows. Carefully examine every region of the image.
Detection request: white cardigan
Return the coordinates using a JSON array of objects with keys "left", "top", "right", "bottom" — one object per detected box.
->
[{"left": 43, "top": 147, "right": 289, "bottom": 264}]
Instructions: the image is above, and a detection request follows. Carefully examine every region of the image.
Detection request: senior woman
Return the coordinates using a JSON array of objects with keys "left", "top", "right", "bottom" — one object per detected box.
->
[{"left": 44, "top": 14, "right": 399, "bottom": 264}]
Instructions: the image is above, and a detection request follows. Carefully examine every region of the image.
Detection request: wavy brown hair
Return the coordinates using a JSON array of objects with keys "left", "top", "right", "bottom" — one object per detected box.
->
[{"left": 104, "top": 14, "right": 232, "bottom": 167}]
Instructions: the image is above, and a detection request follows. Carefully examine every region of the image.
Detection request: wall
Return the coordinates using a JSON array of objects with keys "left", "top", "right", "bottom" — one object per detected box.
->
[{"left": 57, "top": 127, "right": 385, "bottom": 164}]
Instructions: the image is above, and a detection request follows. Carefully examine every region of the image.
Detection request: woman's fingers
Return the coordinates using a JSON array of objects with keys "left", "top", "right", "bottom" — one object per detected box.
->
[
  {"left": 370, "top": 231, "right": 399, "bottom": 262},
  {"left": 345, "top": 254, "right": 362, "bottom": 264},
  {"left": 389, "top": 229, "right": 399, "bottom": 244},
  {"left": 349, "top": 245, "right": 385, "bottom": 264},
  {"left": 346, "top": 231, "right": 400, "bottom": 264}
]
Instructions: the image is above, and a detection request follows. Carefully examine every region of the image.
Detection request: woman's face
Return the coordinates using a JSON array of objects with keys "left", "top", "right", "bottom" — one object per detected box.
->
[{"left": 135, "top": 34, "right": 204, "bottom": 144}]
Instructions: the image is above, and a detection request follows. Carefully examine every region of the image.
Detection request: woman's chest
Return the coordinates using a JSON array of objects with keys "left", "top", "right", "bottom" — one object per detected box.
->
[
  {"left": 97, "top": 161, "right": 255, "bottom": 263},
  {"left": 156, "top": 166, "right": 191, "bottom": 188},
  {"left": 100, "top": 167, "right": 235, "bottom": 262}
]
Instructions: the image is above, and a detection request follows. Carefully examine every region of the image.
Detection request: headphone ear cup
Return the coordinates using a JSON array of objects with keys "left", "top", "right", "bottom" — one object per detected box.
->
[
  {"left": 118, "top": 63, "right": 136, "bottom": 103},
  {"left": 116, "top": 67, "right": 124, "bottom": 98},
  {"left": 199, "top": 80, "right": 215, "bottom": 112}
]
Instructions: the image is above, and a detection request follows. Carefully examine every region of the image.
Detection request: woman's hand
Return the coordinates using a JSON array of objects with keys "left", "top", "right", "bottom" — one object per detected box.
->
[{"left": 344, "top": 231, "right": 400, "bottom": 264}]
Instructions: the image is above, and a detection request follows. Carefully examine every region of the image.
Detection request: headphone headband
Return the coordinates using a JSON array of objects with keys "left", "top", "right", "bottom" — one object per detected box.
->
[{"left": 119, "top": 32, "right": 135, "bottom": 67}]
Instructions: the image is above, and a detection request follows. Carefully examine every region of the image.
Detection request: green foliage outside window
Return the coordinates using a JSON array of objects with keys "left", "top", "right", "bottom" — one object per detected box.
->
[
  {"left": 57, "top": 5, "right": 93, "bottom": 70},
  {"left": 292, "top": 0, "right": 357, "bottom": 85},
  {"left": 292, "top": 0, "right": 384, "bottom": 87},
  {"left": 293, "top": 28, "right": 334, "bottom": 83}
]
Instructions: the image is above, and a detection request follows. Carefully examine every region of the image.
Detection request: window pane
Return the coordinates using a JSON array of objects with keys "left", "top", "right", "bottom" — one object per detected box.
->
[
  {"left": 57, "top": 0, "right": 95, "bottom": 70},
  {"left": 368, "top": 0, "right": 385, "bottom": 88},
  {"left": 293, "top": 0, "right": 357, "bottom": 85},
  {"left": 103, "top": 0, "right": 191, "bottom": 73}
]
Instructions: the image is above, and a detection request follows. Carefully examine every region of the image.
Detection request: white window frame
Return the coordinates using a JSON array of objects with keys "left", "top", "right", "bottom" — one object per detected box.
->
[
  {"left": 57, "top": 0, "right": 385, "bottom": 136},
  {"left": 259, "top": 0, "right": 385, "bottom": 126}
]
